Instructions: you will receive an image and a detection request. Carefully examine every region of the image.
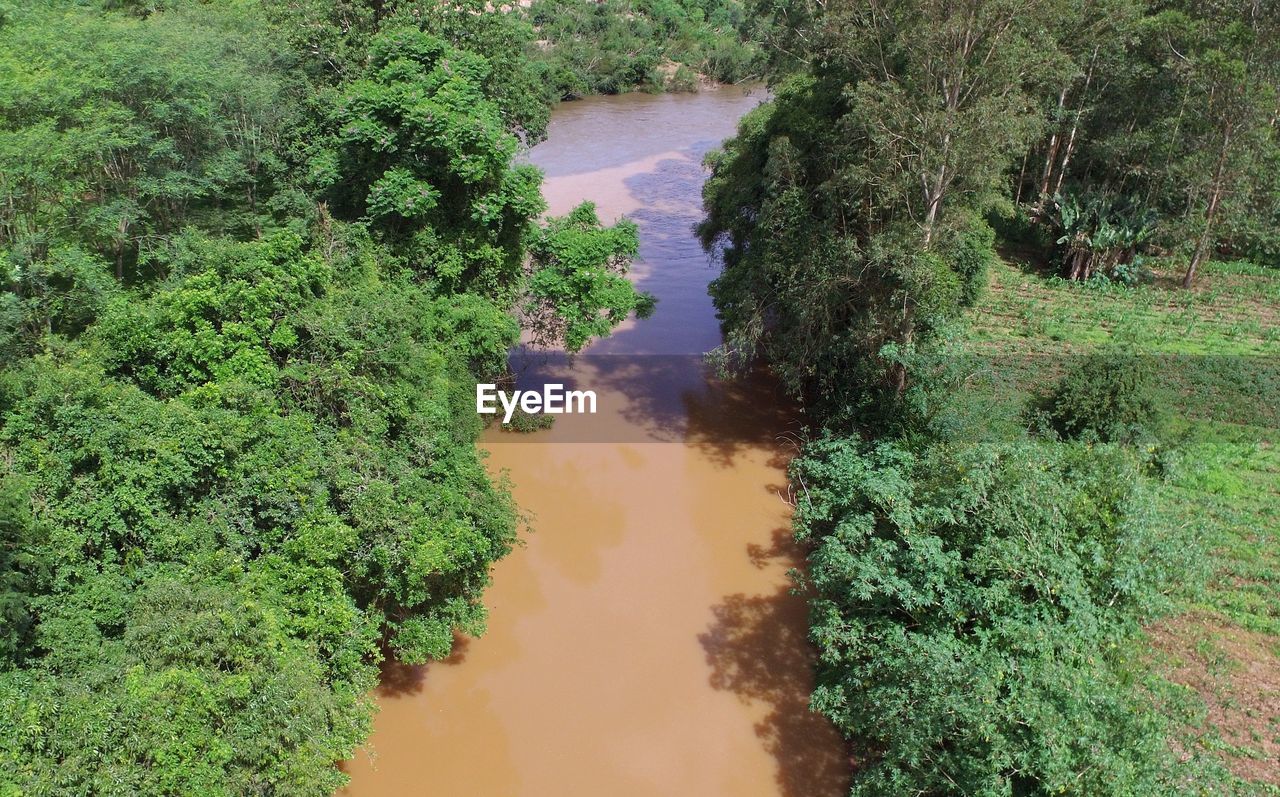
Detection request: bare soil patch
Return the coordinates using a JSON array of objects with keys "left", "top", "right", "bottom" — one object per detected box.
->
[{"left": 1150, "top": 613, "right": 1280, "bottom": 785}]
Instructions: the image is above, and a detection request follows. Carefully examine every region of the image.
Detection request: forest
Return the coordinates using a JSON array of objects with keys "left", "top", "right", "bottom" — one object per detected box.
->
[
  {"left": 2, "top": 0, "right": 1278, "bottom": 795},
  {"left": 0, "top": 1, "right": 650, "bottom": 792}
]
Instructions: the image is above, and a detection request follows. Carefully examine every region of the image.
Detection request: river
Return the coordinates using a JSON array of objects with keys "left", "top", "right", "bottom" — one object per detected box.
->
[{"left": 340, "top": 86, "right": 849, "bottom": 797}]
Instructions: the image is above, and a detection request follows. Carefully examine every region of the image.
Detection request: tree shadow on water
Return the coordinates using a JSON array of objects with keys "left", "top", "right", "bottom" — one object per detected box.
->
[
  {"left": 746, "top": 525, "right": 802, "bottom": 571},
  {"left": 699, "top": 586, "right": 852, "bottom": 797},
  {"left": 681, "top": 366, "right": 806, "bottom": 469},
  {"left": 376, "top": 634, "right": 472, "bottom": 698}
]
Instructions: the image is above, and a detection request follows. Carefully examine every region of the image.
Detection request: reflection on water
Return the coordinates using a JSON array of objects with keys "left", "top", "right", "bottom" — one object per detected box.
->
[
  {"left": 340, "top": 86, "right": 849, "bottom": 797},
  {"left": 499, "top": 353, "right": 800, "bottom": 447},
  {"left": 701, "top": 584, "right": 855, "bottom": 797}
]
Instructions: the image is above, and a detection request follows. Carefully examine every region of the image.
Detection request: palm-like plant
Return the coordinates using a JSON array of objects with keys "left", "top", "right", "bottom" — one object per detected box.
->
[{"left": 1049, "top": 189, "right": 1156, "bottom": 281}]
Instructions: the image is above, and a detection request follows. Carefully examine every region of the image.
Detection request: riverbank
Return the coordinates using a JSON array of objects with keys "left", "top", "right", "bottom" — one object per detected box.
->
[
  {"left": 341, "top": 86, "right": 847, "bottom": 797},
  {"left": 521, "top": 0, "right": 762, "bottom": 99}
]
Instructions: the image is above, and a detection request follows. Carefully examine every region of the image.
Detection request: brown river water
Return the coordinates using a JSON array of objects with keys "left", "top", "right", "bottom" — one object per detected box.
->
[{"left": 340, "top": 86, "right": 849, "bottom": 797}]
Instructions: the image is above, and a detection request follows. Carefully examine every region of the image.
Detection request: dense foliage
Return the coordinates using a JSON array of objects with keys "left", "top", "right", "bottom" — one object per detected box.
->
[
  {"left": 1039, "top": 352, "right": 1164, "bottom": 445},
  {"left": 703, "top": 0, "right": 1279, "bottom": 415},
  {"left": 266, "top": 0, "right": 553, "bottom": 138},
  {"left": 0, "top": 1, "right": 649, "bottom": 793},
  {"left": 700, "top": 72, "right": 1009, "bottom": 420},
  {"left": 796, "top": 437, "right": 1196, "bottom": 795},
  {"left": 1010, "top": 0, "right": 1280, "bottom": 284},
  {"left": 0, "top": 3, "right": 292, "bottom": 284},
  {"left": 701, "top": 0, "right": 1277, "bottom": 793},
  {"left": 523, "top": 0, "right": 763, "bottom": 96},
  {"left": 523, "top": 202, "right": 655, "bottom": 350}
]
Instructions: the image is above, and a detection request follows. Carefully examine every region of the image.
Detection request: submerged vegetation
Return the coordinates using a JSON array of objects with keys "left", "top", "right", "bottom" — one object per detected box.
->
[
  {"left": 703, "top": 0, "right": 1279, "bottom": 793},
  {"left": 0, "top": 1, "right": 648, "bottom": 792}
]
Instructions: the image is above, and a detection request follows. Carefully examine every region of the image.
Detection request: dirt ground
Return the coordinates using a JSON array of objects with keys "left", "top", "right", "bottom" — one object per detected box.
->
[{"left": 1151, "top": 613, "right": 1280, "bottom": 785}]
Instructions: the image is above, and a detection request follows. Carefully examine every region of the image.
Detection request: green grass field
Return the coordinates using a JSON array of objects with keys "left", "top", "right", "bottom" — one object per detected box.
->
[
  {"left": 964, "top": 257, "right": 1280, "bottom": 788},
  {"left": 970, "top": 258, "right": 1280, "bottom": 355}
]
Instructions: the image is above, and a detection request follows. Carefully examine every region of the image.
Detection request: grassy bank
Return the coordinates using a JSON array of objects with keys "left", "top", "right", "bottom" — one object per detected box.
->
[{"left": 961, "top": 256, "right": 1280, "bottom": 788}]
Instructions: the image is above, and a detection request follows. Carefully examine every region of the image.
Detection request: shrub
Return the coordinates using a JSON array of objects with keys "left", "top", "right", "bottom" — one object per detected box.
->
[
  {"left": 666, "top": 64, "right": 699, "bottom": 92},
  {"left": 1040, "top": 351, "right": 1164, "bottom": 445},
  {"left": 941, "top": 215, "right": 997, "bottom": 307},
  {"left": 794, "top": 436, "right": 1202, "bottom": 796}
]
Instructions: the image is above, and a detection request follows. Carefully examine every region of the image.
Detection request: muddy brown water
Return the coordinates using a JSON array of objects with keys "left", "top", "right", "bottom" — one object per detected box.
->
[{"left": 340, "top": 87, "right": 849, "bottom": 797}]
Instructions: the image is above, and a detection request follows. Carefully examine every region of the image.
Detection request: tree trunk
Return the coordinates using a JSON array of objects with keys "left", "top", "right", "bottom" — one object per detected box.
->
[
  {"left": 1014, "top": 150, "right": 1029, "bottom": 206},
  {"left": 923, "top": 165, "right": 946, "bottom": 248},
  {"left": 1053, "top": 50, "right": 1097, "bottom": 197},
  {"left": 924, "top": 62, "right": 966, "bottom": 247},
  {"left": 1068, "top": 249, "right": 1086, "bottom": 280},
  {"left": 1184, "top": 126, "right": 1232, "bottom": 289},
  {"left": 1044, "top": 61, "right": 1095, "bottom": 198},
  {"left": 1038, "top": 87, "right": 1069, "bottom": 197}
]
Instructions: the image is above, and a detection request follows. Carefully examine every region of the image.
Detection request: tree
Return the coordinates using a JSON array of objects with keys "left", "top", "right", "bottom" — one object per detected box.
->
[
  {"left": 0, "top": 4, "right": 291, "bottom": 281},
  {"left": 1156, "top": 3, "right": 1280, "bottom": 287},
  {"left": 310, "top": 28, "right": 651, "bottom": 345},
  {"left": 1013, "top": 0, "right": 1146, "bottom": 209},
  {"left": 523, "top": 202, "right": 655, "bottom": 352},
  {"left": 265, "top": 0, "right": 552, "bottom": 137},
  {"left": 0, "top": 3, "right": 651, "bottom": 792},
  {"left": 1006, "top": 0, "right": 1280, "bottom": 283},
  {"left": 700, "top": 0, "right": 1056, "bottom": 419},
  {"left": 752, "top": 0, "right": 1057, "bottom": 241},
  {"left": 794, "top": 436, "right": 1201, "bottom": 795},
  {"left": 311, "top": 28, "right": 545, "bottom": 300}
]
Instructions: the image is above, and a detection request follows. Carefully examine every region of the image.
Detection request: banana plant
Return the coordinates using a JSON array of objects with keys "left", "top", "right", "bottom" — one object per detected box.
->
[{"left": 1048, "top": 189, "right": 1156, "bottom": 281}]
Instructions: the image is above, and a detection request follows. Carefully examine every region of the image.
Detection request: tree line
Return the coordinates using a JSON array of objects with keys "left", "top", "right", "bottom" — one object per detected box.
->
[
  {"left": 0, "top": 1, "right": 649, "bottom": 793},
  {"left": 700, "top": 0, "right": 1277, "bottom": 793},
  {"left": 522, "top": 0, "right": 763, "bottom": 96}
]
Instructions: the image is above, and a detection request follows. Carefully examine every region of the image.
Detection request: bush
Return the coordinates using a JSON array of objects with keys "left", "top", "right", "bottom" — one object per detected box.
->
[
  {"left": 941, "top": 215, "right": 997, "bottom": 307},
  {"left": 793, "top": 436, "right": 1203, "bottom": 796},
  {"left": 1040, "top": 351, "right": 1164, "bottom": 445},
  {"left": 666, "top": 64, "right": 699, "bottom": 92}
]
